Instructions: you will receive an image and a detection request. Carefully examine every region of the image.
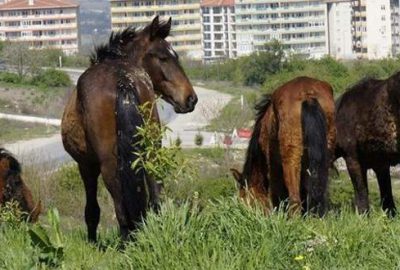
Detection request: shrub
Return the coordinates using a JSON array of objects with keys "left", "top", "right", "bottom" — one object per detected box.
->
[
  {"left": 0, "top": 72, "right": 22, "bottom": 83},
  {"left": 31, "top": 69, "right": 71, "bottom": 88},
  {"left": 194, "top": 132, "right": 204, "bottom": 147}
]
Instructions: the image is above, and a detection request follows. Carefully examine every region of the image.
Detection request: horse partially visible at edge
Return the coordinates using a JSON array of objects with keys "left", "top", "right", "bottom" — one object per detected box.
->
[
  {"left": 0, "top": 148, "right": 41, "bottom": 222},
  {"left": 232, "top": 77, "right": 336, "bottom": 216},
  {"left": 335, "top": 71, "right": 400, "bottom": 217},
  {"left": 61, "top": 17, "right": 197, "bottom": 241}
]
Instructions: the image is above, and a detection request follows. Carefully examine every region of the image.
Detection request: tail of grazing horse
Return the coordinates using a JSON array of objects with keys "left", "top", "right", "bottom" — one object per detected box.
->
[
  {"left": 301, "top": 98, "right": 328, "bottom": 216},
  {"left": 115, "top": 70, "right": 149, "bottom": 230}
]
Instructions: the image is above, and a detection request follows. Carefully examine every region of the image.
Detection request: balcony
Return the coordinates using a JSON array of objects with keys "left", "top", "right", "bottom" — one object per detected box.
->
[
  {"left": 111, "top": 3, "right": 200, "bottom": 13},
  {"left": 0, "top": 23, "right": 78, "bottom": 32},
  {"left": 0, "top": 13, "right": 77, "bottom": 22}
]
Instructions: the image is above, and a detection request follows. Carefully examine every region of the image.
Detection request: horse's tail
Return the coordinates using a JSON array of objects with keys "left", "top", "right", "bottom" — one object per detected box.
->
[
  {"left": 301, "top": 98, "right": 328, "bottom": 216},
  {"left": 115, "top": 71, "right": 148, "bottom": 230}
]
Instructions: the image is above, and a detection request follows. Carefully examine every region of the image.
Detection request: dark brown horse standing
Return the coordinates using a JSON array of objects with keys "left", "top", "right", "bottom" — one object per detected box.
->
[
  {"left": 232, "top": 77, "right": 336, "bottom": 216},
  {"left": 0, "top": 148, "right": 41, "bottom": 222},
  {"left": 335, "top": 72, "right": 400, "bottom": 216},
  {"left": 61, "top": 17, "right": 197, "bottom": 241}
]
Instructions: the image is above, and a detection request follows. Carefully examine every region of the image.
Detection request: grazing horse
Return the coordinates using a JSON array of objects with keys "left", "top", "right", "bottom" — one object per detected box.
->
[
  {"left": 0, "top": 148, "right": 41, "bottom": 222},
  {"left": 232, "top": 77, "right": 336, "bottom": 216},
  {"left": 61, "top": 17, "right": 197, "bottom": 241},
  {"left": 335, "top": 71, "right": 400, "bottom": 216}
]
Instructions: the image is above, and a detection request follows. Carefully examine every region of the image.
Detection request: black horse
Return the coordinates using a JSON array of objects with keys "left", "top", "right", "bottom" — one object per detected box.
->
[{"left": 335, "top": 72, "right": 400, "bottom": 216}]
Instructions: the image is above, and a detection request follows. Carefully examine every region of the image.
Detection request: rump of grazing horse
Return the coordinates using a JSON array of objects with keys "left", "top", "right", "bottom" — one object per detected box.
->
[
  {"left": 0, "top": 148, "right": 41, "bottom": 222},
  {"left": 232, "top": 77, "right": 335, "bottom": 216},
  {"left": 61, "top": 16, "right": 197, "bottom": 242},
  {"left": 335, "top": 71, "right": 400, "bottom": 216}
]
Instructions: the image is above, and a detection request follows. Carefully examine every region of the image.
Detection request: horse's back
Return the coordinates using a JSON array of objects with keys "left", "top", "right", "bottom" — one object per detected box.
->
[
  {"left": 336, "top": 76, "right": 399, "bottom": 162},
  {"left": 271, "top": 76, "right": 335, "bottom": 149}
]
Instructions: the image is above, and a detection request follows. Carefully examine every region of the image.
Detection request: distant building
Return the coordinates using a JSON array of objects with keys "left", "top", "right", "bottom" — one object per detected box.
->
[
  {"left": 326, "top": 0, "right": 395, "bottom": 59},
  {"left": 391, "top": 0, "right": 400, "bottom": 56},
  {"left": 326, "top": 1, "right": 355, "bottom": 59},
  {"left": 201, "top": 0, "right": 237, "bottom": 62},
  {"left": 235, "top": 0, "right": 328, "bottom": 58},
  {"left": 109, "top": 0, "right": 203, "bottom": 60},
  {"left": 350, "top": 0, "right": 392, "bottom": 59},
  {"left": 0, "top": 0, "right": 80, "bottom": 54}
]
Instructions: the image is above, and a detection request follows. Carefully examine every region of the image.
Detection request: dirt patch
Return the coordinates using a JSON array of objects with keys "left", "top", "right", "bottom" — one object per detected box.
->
[{"left": 0, "top": 85, "right": 72, "bottom": 118}]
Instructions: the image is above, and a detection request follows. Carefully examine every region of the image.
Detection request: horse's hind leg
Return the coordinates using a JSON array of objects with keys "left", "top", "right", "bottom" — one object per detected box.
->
[
  {"left": 99, "top": 160, "right": 131, "bottom": 241},
  {"left": 373, "top": 165, "right": 396, "bottom": 217},
  {"left": 79, "top": 163, "right": 101, "bottom": 242},
  {"left": 345, "top": 157, "right": 369, "bottom": 214}
]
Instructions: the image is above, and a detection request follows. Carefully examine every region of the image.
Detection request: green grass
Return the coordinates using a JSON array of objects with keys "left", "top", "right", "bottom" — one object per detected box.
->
[
  {"left": 2, "top": 200, "right": 400, "bottom": 269},
  {"left": 3, "top": 149, "right": 400, "bottom": 269},
  {"left": 0, "top": 119, "right": 59, "bottom": 144}
]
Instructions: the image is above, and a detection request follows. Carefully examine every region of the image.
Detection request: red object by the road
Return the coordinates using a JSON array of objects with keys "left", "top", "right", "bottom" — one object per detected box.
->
[{"left": 238, "top": 128, "right": 252, "bottom": 138}]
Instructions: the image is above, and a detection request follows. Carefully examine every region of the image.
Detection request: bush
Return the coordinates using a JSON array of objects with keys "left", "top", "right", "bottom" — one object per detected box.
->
[
  {"left": 194, "top": 132, "right": 204, "bottom": 147},
  {"left": 0, "top": 72, "right": 22, "bottom": 83},
  {"left": 31, "top": 69, "right": 71, "bottom": 88}
]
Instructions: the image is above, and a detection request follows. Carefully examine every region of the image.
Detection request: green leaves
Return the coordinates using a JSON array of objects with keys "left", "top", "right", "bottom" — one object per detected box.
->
[
  {"left": 28, "top": 208, "right": 64, "bottom": 268},
  {"left": 132, "top": 101, "right": 195, "bottom": 183}
]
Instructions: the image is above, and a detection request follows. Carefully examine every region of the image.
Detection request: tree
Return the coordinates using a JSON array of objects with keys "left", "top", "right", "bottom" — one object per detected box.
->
[
  {"left": 241, "top": 40, "right": 285, "bottom": 86},
  {"left": 1, "top": 42, "right": 51, "bottom": 77}
]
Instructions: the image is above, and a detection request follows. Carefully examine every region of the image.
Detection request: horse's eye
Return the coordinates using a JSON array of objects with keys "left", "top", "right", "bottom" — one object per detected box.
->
[{"left": 159, "top": 56, "right": 168, "bottom": 62}]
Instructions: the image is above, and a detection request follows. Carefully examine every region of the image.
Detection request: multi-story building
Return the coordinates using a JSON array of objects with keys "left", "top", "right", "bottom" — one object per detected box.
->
[
  {"left": 350, "top": 0, "right": 392, "bottom": 59},
  {"left": 109, "top": 0, "right": 203, "bottom": 60},
  {"left": 326, "top": 0, "right": 355, "bottom": 59},
  {"left": 391, "top": 0, "right": 400, "bottom": 56},
  {"left": 201, "top": 0, "right": 236, "bottom": 62},
  {"left": 235, "top": 0, "right": 328, "bottom": 58},
  {"left": 0, "top": 0, "right": 80, "bottom": 54}
]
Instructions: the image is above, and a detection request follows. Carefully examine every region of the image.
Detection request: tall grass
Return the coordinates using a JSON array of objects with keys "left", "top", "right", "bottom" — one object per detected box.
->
[
  {"left": 2, "top": 200, "right": 400, "bottom": 269},
  {"left": 2, "top": 149, "right": 400, "bottom": 269}
]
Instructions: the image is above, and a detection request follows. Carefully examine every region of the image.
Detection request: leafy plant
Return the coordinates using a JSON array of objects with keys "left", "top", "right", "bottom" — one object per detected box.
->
[
  {"left": 28, "top": 208, "right": 64, "bottom": 268},
  {"left": 31, "top": 68, "right": 71, "bottom": 88},
  {"left": 194, "top": 132, "right": 204, "bottom": 147},
  {"left": 132, "top": 101, "right": 195, "bottom": 183},
  {"left": 0, "top": 201, "right": 25, "bottom": 226},
  {"left": 175, "top": 135, "right": 182, "bottom": 147}
]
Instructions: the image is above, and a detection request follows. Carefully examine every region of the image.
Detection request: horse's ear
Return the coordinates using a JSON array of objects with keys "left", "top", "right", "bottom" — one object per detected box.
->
[
  {"left": 149, "top": 15, "right": 160, "bottom": 40},
  {"left": 157, "top": 17, "right": 172, "bottom": 39},
  {"left": 146, "top": 16, "right": 171, "bottom": 40},
  {"left": 230, "top": 168, "right": 243, "bottom": 185}
]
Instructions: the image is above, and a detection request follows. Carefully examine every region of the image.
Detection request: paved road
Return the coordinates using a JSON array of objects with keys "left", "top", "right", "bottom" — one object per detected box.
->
[{"left": 2, "top": 68, "right": 234, "bottom": 165}]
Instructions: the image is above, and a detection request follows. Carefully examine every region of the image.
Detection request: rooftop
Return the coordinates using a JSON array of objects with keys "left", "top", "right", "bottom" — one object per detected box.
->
[
  {"left": 0, "top": 0, "right": 78, "bottom": 10},
  {"left": 201, "top": 0, "right": 234, "bottom": 7}
]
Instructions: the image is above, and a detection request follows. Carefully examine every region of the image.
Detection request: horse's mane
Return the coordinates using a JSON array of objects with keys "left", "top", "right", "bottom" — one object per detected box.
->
[
  {"left": 90, "top": 26, "right": 138, "bottom": 65},
  {"left": 0, "top": 148, "right": 21, "bottom": 175},
  {"left": 90, "top": 19, "right": 172, "bottom": 65},
  {"left": 242, "top": 95, "right": 272, "bottom": 183}
]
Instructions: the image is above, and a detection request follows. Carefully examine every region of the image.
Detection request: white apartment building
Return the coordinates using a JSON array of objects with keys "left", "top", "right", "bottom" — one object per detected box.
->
[
  {"left": 326, "top": 1, "right": 354, "bottom": 59},
  {"left": 235, "top": 0, "right": 328, "bottom": 58},
  {"left": 201, "top": 0, "right": 237, "bottom": 62},
  {"left": 0, "top": 0, "right": 79, "bottom": 54},
  {"left": 327, "top": 0, "right": 396, "bottom": 59},
  {"left": 109, "top": 0, "right": 203, "bottom": 60},
  {"left": 391, "top": 0, "right": 400, "bottom": 56}
]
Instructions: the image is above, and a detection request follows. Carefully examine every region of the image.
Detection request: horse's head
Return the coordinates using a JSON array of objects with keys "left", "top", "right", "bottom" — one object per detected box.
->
[
  {"left": 230, "top": 168, "right": 270, "bottom": 214},
  {"left": 0, "top": 149, "right": 41, "bottom": 222},
  {"left": 137, "top": 16, "right": 197, "bottom": 113}
]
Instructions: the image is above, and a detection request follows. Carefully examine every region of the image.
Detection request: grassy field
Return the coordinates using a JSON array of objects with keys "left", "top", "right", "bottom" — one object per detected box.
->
[
  {"left": 2, "top": 149, "right": 400, "bottom": 269},
  {"left": 0, "top": 119, "right": 59, "bottom": 144}
]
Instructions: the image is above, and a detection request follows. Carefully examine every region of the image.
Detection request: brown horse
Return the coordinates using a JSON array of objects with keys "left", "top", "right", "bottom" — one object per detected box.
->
[
  {"left": 0, "top": 148, "right": 41, "bottom": 222},
  {"left": 335, "top": 71, "right": 400, "bottom": 216},
  {"left": 232, "top": 77, "right": 336, "bottom": 216},
  {"left": 61, "top": 17, "right": 197, "bottom": 241}
]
